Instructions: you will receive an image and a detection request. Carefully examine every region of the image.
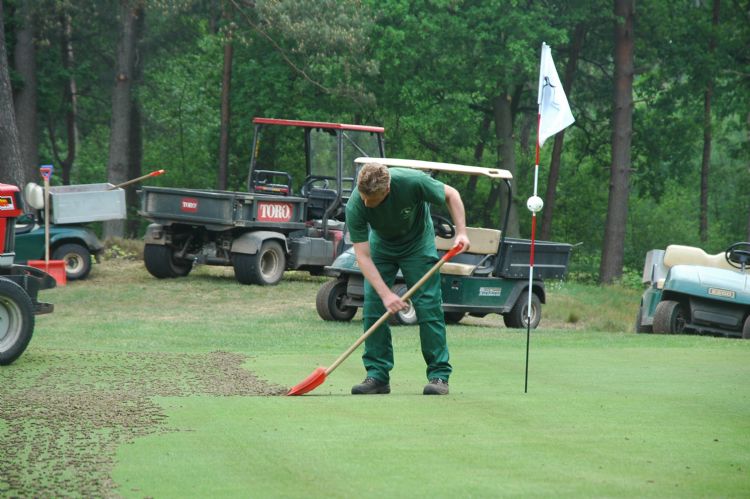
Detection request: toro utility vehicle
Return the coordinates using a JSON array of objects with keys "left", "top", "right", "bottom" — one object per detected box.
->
[
  {"left": 636, "top": 242, "right": 750, "bottom": 338},
  {"left": 0, "top": 183, "right": 56, "bottom": 365},
  {"left": 140, "top": 118, "right": 385, "bottom": 285},
  {"left": 315, "top": 158, "right": 572, "bottom": 328}
]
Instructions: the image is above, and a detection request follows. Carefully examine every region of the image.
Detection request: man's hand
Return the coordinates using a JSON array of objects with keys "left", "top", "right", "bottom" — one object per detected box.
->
[
  {"left": 382, "top": 290, "right": 409, "bottom": 314},
  {"left": 453, "top": 232, "right": 471, "bottom": 254}
]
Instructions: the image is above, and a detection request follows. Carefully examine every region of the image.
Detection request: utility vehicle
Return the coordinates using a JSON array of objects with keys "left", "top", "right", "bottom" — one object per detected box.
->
[
  {"left": 0, "top": 183, "right": 56, "bottom": 365},
  {"left": 139, "top": 118, "right": 385, "bottom": 285},
  {"left": 315, "top": 158, "right": 572, "bottom": 327},
  {"left": 636, "top": 242, "right": 750, "bottom": 338}
]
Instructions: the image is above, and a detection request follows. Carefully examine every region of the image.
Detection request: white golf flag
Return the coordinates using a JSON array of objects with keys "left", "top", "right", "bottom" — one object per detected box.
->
[{"left": 537, "top": 42, "right": 575, "bottom": 147}]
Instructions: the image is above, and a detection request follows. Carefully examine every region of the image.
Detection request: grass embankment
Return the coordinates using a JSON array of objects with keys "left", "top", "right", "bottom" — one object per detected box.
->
[{"left": 1, "top": 258, "right": 748, "bottom": 497}]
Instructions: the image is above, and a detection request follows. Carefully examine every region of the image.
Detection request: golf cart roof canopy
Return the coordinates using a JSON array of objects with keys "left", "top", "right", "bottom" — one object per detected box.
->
[
  {"left": 253, "top": 117, "right": 385, "bottom": 134},
  {"left": 354, "top": 157, "right": 513, "bottom": 180}
]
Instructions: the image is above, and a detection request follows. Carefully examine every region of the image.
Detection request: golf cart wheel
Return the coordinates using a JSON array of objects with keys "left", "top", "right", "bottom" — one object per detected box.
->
[
  {"left": 634, "top": 306, "right": 652, "bottom": 334},
  {"left": 388, "top": 283, "right": 418, "bottom": 326},
  {"left": 316, "top": 279, "right": 357, "bottom": 322},
  {"left": 742, "top": 316, "right": 750, "bottom": 340},
  {"left": 52, "top": 243, "right": 92, "bottom": 280},
  {"left": 0, "top": 278, "right": 35, "bottom": 366},
  {"left": 444, "top": 311, "right": 465, "bottom": 324},
  {"left": 652, "top": 300, "right": 687, "bottom": 334},
  {"left": 233, "top": 240, "right": 286, "bottom": 286},
  {"left": 503, "top": 292, "right": 542, "bottom": 329},
  {"left": 144, "top": 244, "right": 192, "bottom": 278}
]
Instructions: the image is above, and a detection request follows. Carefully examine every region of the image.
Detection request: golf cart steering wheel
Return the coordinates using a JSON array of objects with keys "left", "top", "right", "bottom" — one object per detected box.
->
[
  {"left": 725, "top": 242, "right": 750, "bottom": 269},
  {"left": 301, "top": 176, "right": 331, "bottom": 196},
  {"left": 432, "top": 214, "right": 455, "bottom": 239}
]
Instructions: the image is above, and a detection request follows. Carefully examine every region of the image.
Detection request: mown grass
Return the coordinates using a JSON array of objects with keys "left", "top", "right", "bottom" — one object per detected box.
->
[{"left": 2, "top": 257, "right": 749, "bottom": 498}]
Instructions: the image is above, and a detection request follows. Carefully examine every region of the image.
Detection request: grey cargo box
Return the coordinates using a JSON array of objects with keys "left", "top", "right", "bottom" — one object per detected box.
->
[
  {"left": 496, "top": 237, "right": 573, "bottom": 279},
  {"left": 50, "top": 183, "right": 126, "bottom": 224}
]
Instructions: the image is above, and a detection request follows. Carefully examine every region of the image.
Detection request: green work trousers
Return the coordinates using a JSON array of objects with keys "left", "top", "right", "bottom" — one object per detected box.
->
[{"left": 362, "top": 251, "right": 452, "bottom": 383}]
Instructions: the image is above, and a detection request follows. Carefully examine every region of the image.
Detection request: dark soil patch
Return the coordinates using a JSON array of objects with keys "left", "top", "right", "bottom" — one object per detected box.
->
[{"left": 0, "top": 350, "right": 286, "bottom": 497}]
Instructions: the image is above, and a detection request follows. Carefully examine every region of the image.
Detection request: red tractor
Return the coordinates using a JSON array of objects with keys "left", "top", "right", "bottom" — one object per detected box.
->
[{"left": 0, "top": 183, "right": 56, "bottom": 365}]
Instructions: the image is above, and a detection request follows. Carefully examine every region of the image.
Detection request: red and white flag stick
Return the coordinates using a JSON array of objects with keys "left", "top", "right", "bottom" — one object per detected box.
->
[{"left": 524, "top": 43, "right": 575, "bottom": 393}]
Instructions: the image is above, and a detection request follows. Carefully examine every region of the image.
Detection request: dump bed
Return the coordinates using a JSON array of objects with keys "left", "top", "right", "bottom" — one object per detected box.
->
[
  {"left": 139, "top": 186, "right": 308, "bottom": 231},
  {"left": 496, "top": 238, "right": 573, "bottom": 279},
  {"left": 49, "top": 183, "right": 126, "bottom": 224}
]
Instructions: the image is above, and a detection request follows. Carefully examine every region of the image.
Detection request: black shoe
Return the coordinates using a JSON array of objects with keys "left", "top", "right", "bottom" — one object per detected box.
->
[
  {"left": 351, "top": 377, "right": 391, "bottom": 395},
  {"left": 423, "top": 378, "right": 449, "bottom": 395}
]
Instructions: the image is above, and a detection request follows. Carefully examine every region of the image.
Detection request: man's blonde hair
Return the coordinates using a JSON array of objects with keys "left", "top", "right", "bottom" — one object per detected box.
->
[{"left": 357, "top": 163, "right": 390, "bottom": 196}]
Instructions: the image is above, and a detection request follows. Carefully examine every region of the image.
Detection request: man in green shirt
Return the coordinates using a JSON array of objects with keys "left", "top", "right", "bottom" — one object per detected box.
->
[{"left": 345, "top": 162, "right": 470, "bottom": 395}]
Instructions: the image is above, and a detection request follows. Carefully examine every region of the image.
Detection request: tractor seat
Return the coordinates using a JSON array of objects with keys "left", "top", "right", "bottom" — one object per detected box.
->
[
  {"left": 435, "top": 227, "right": 502, "bottom": 276},
  {"left": 656, "top": 244, "right": 736, "bottom": 288},
  {"left": 306, "top": 187, "right": 340, "bottom": 220}
]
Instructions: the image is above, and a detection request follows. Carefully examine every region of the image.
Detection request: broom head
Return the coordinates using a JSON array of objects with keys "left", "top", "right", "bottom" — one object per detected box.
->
[{"left": 287, "top": 366, "right": 327, "bottom": 396}]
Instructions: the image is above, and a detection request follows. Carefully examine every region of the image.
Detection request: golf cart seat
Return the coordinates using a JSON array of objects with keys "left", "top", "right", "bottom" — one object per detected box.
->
[
  {"left": 436, "top": 227, "right": 502, "bottom": 276},
  {"left": 656, "top": 244, "right": 736, "bottom": 288}
]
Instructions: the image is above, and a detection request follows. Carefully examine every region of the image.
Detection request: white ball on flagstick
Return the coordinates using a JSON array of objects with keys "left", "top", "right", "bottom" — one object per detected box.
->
[{"left": 527, "top": 195, "right": 544, "bottom": 213}]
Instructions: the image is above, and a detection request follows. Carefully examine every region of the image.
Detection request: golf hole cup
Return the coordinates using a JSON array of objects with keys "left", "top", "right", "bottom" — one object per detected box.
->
[{"left": 526, "top": 195, "right": 544, "bottom": 213}]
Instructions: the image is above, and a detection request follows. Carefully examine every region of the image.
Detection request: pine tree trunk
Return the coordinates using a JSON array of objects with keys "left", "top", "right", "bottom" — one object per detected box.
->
[
  {"left": 493, "top": 93, "right": 519, "bottom": 237},
  {"left": 0, "top": 1, "right": 25, "bottom": 188},
  {"left": 218, "top": 28, "right": 233, "bottom": 191},
  {"left": 59, "top": 10, "right": 79, "bottom": 186},
  {"left": 104, "top": 1, "right": 143, "bottom": 239},
  {"left": 12, "top": 0, "right": 38, "bottom": 188},
  {"left": 599, "top": 0, "right": 635, "bottom": 284},
  {"left": 465, "top": 112, "right": 492, "bottom": 209},
  {"left": 700, "top": 0, "right": 720, "bottom": 243}
]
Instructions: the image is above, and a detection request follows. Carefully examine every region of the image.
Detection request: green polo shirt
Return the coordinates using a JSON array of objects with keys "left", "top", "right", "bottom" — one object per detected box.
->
[{"left": 346, "top": 167, "right": 446, "bottom": 257}]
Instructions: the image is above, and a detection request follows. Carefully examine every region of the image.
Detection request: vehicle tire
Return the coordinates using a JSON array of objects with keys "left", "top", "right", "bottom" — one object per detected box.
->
[
  {"left": 316, "top": 279, "right": 357, "bottom": 322},
  {"left": 444, "top": 311, "right": 465, "bottom": 324},
  {"left": 144, "top": 244, "right": 192, "bottom": 279},
  {"left": 388, "top": 283, "right": 418, "bottom": 326},
  {"left": 52, "top": 243, "right": 92, "bottom": 280},
  {"left": 503, "top": 292, "right": 542, "bottom": 329},
  {"left": 652, "top": 300, "right": 687, "bottom": 334},
  {"left": 0, "top": 278, "right": 35, "bottom": 366},
  {"left": 233, "top": 240, "right": 286, "bottom": 285},
  {"left": 634, "top": 306, "right": 652, "bottom": 334},
  {"left": 741, "top": 315, "right": 750, "bottom": 340}
]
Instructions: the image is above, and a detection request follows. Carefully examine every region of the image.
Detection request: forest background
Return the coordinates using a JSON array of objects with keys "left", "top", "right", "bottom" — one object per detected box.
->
[{"left": 0, "top": 0, "right": 748, "bottom": 284}]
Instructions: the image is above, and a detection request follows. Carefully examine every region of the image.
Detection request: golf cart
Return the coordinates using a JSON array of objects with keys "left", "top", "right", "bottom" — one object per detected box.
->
[
  {"left": 13, "top": 215, "right": 104, "bottom": 281},
  {"left": 315, "top": 158, "right": 572, "bottom": 328},
  {"left": 635, "top": 242, "right": 750, "bottom": 338}
]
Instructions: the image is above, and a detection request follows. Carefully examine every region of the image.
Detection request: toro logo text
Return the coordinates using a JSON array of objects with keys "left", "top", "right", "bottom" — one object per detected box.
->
[
  {"left": 257, "top": 202, "right": 293, "bottom": 222},
  {"left": 181, "top": 198, "right": 199, "bottom": 213}
]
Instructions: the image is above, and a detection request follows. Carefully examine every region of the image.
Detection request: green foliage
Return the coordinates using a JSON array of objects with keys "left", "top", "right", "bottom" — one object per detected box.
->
[{"left": 6, "top": 0, "right": 748, "bottom": 279}]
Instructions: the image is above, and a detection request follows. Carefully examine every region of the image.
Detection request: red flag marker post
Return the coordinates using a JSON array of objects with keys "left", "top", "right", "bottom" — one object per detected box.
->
[{"left": 525, "top": 43, "right": 575, "bottom": 392}]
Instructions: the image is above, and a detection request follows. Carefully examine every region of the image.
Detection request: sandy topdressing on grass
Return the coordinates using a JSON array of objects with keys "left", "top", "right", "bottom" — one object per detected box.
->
[{"left": 0, "top": 350, "right": 284, "bottom": 497}]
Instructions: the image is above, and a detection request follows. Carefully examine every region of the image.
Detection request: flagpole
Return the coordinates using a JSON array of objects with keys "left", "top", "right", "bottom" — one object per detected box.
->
[
  {"left": 525, "top": 113, "right": 541, "bottom": 394},
  {"left": 525, "top": 42, "right": 574, "bottom": 393}
]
